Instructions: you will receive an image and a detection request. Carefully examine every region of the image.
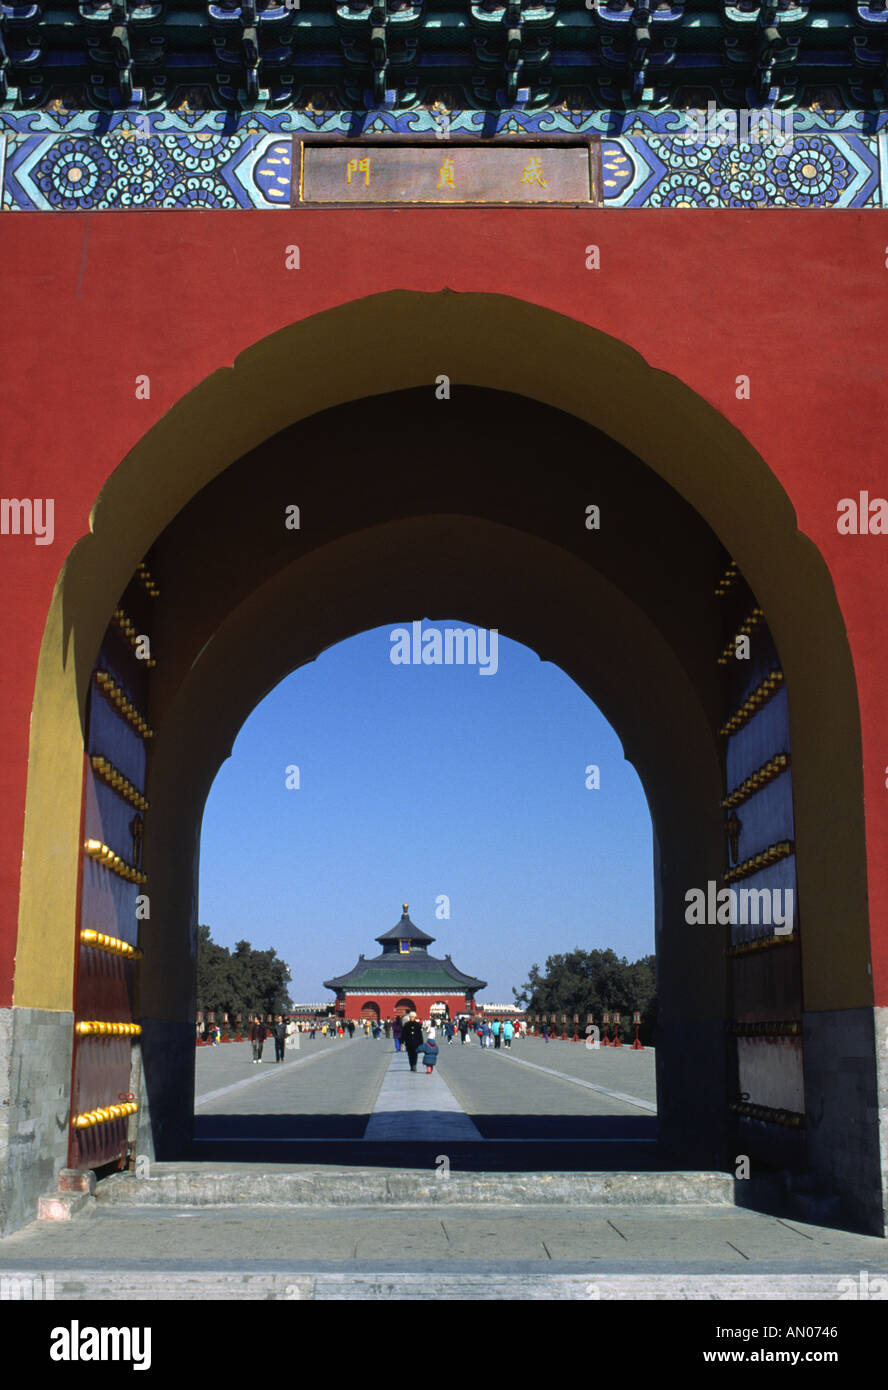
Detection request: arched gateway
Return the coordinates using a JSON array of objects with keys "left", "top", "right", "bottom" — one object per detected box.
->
[{"left": 2, "top": 292, "right": 886, "bottom": 1240}]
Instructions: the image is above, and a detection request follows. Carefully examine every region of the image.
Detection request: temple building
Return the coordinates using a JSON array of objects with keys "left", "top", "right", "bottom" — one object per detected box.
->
[{"left": 324, "top": 906, "right": 486, "bottom": 1023}]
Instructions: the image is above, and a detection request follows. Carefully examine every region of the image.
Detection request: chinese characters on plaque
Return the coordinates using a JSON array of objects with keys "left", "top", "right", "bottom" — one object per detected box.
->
[{"left": 298, "top": 143, "right": 596, "bottom": 204}]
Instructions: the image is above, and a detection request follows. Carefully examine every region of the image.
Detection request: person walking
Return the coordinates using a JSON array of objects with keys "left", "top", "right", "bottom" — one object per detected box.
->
[
  {"left": 418, "top": 1036, "right": 440, "bottom": 1074},
  {"left": 445, "top": 1020, "right": 455, "bottom": 1046},
  {"left": 347, "top": 1019, "right": 355, "bottom": 1039},
  {"left": 383, "top": 1018, "right": 391, "bottom": 1039},
  {"left": 392, "top": 1014, "right": 403, "bottom": 1052},
  {"left": 250, "top": 1015, "right": 267, "bottom": 1064},
  {"left": 492, "top": 1019, "right": 501, "bottom": 1049},
  {"left": 503, "top": 1020, "right": 514, "bottom": 1049},
  {"left": 459, "top": 1019, "right": 468, "bottom": 1046},
  {"left": 401, "top": 1011, "right": 424, "bottom": 1073},
  {"left": 272, "top": 1014, "right": 287, "bottom": 1062},
  {"left": 286, "top": 1017, "right": 298, "bottom": 1052},
  {"left": 482, "top": 1021, "right": 492, "bottom": 1048}
]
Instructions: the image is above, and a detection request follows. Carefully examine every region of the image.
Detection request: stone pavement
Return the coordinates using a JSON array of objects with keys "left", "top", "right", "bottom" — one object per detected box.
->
[
  {"left": 438, "top": 1035, "right": 658, "bottom": 1137},
  {"left": 1, "top": 1201, "right": 887, "bottom": 1299},
  {"left": 192, "top": 1034, "right": 658, "bottom": 1147},
  {"left": 194, "top": 1032, "right": 391, "bottom": 1138},
  {"left": 3, "top": 1037, "right": 885, "bottom": 1299},
  {"left": 363, "top": 1052, "right": 483, "bottom": 1141},
  {"left": 494, "top": 1047, "right": 657, "bottom": 1113}
]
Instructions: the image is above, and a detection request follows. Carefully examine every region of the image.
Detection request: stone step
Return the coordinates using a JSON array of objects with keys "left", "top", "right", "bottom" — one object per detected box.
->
[
  {"left": 36, "top": 1190, "right": 93, "bottom": 1222},
  {"left": 0, "top": 1269, "right": 859, "bottom": 1301},
  {"left": 93, "top": 1168, "right": 735, "bottom": 1208}
]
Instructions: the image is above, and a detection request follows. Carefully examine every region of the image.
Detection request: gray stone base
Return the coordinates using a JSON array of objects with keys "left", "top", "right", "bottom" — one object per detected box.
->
[
  {"left": 0, "top": 1269, "right": 865, "bottom": 1300},
  {"left": 0, "top": 1006, "right": 73, "bottom": 1236},
  {"left": 95, "top": 1168, "right": 736, "bottom": 1208},
  {"left": 803, "top": 1006, "right": 887, "bottom": 1236},
  {"left": 135, "top": 1019, "right": 195, "bottom": 1162}
]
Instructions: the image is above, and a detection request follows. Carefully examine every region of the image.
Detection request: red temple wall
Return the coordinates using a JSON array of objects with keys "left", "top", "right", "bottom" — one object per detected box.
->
[
  {"left": 342, "top": 993, "right": 470, "bottom": 1021},
  {"left": 1, "top": 209, "right": 887, "bottom": 1007}
]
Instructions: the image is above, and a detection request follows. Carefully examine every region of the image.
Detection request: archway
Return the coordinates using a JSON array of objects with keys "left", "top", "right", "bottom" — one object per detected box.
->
[
  {"left": 11, "top": 293, "right": 882, "bottom": 1236},
  {"left": 395, "top": 1000, "right": 417, "bottom": 1019},
  {"left": 360, "top": 1003, "right": 381, "bottom": 1024}
]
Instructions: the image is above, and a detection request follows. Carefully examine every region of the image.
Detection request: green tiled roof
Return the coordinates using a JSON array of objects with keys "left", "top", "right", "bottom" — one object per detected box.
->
[
  {"left": 325, "top": 906, "right": 487, "bottom": 993},
  {"left": 334, "top": 967, "right": 473, "bottom": 990}
]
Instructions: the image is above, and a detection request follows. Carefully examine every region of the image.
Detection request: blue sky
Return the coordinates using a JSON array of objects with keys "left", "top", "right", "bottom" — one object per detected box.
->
[{"left": 198, "top": 622, "right": 655, "bottom": 1003}]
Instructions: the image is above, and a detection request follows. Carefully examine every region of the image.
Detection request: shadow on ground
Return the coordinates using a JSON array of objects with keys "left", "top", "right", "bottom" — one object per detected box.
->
[{"left": 191, "top": 1111, "right": 663, "bottom": 1170}]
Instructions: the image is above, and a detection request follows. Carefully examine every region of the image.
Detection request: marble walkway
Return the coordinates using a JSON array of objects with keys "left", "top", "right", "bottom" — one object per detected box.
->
[{"left": 362, "top": 1051, "right": 483, "bottom": 1142}]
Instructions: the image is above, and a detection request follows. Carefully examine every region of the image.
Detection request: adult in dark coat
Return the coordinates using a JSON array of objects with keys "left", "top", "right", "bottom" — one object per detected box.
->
[
  {"left": 392, "top": 1014, "right": 404, "bottom": 1052},
  {"left": 401, "top": 1012, "right": 424, "bottom": 1072},
  {"left": 250, "top": 1017, "right": 267, "bottom": 1063}
]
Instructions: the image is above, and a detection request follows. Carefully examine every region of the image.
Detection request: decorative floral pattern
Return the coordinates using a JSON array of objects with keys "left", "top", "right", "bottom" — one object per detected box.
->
[
  {"left": 772, "top": 136, "right": 852, "bottom": 207},
  {"left": 161, "top": 175, "right": 238, "bottom": 209},
  {"left": 1, "top": 108, "right": 880, "bottom": 210},
  {"left": 101, "top": 138, "right": 179, "bottom": 207},
  {"left": 164, "top": 132, "right": 241, "bottom": 168},
  {"left": 648, "top": 175, "right": 718, "bottom": 209},
  {"left": 644, "top": 129, "right": 867, "bottom": 209},
  {"left": 33, "top": 137, "right": 114, "bottom": 210}
]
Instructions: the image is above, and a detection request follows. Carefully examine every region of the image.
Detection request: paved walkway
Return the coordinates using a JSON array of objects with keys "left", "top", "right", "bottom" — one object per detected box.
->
[
  {"left": 2, "top": 1041, "right": 886, "bottom": 1299},
  {"left": 494, "top": 1049, "right": 657, "bottom": 1113},
  {"left": 193, "top": 1034, "right": 391, "bottom": 1139},
  {"left": 190, "top": 1036, "right": 658, "bottom": 1147},
  {"left": 195, "top": 1038, "right": 352, "bottom": 1108},
  {"left": 362, "top": 1053, "right": 483, "bottom": 1141},
  {"left": 2, "top": 1202, "right": 887, "bottom": 1299}
]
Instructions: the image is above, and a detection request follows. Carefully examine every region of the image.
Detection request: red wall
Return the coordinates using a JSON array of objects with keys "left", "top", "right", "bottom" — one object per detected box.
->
[
  {"left": 2, "top": 209, "right": 887, "bottom": 1008},
  {"left": 343, "top": 994, "right": 469, "bottom": 1022}
]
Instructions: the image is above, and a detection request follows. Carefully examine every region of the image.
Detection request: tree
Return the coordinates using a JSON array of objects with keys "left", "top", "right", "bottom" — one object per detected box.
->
[
  {"left": 513, "top": 947, "right": 657, "bottom": 1043},
  {"left": 196, "top": 925, "right": 293, "bottom": 1019}
]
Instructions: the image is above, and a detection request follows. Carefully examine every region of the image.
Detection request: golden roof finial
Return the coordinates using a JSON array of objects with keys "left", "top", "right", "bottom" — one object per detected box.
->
[{"left": 402, "top": 903, "right": 409, "bottom": 913}]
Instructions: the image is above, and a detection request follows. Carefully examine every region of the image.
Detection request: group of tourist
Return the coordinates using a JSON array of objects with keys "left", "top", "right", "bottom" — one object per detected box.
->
[
  {"left": 240, "top": 1011, "right": 525, "bottom": 1063},
  {"left": 306, "top": 1018, "right": 385, "bottom": 1041},
  {"left": 469, "top": 1018, "right": 516, "bottom": 1048},
  {"left": 248, "top": 1014, "right": 298, "bottom": 1063}
]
